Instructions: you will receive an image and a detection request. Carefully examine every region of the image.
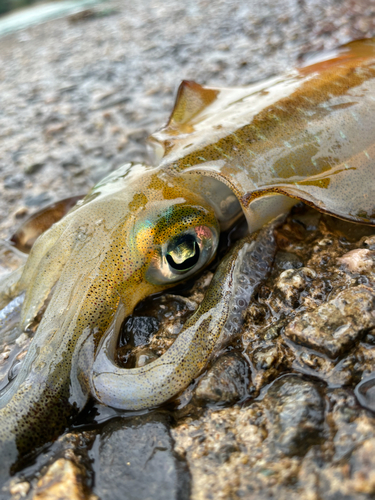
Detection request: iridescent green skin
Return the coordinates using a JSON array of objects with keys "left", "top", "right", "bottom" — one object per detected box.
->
[{"left": 0, "top": 38, "right": 375, "bottom": 480}]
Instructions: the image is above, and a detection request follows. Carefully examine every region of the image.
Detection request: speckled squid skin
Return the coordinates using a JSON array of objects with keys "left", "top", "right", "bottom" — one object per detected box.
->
[
  {"left": 91, "top": 219, "right": 278, "bottom": 410},
  {"left": 0, "top": 38, "right": 375, "bottom": 480},
  {"left": 153, "top": 38, "right": 375, "bottom": 230},
  {"left": 0, "top": 164, "right": 220, "bottom": 479}
]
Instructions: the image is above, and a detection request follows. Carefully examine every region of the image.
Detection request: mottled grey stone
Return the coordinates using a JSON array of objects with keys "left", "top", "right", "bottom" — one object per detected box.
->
[
  {"left": 194, "top": 352, "right": 250, "bottom": 405},
  {"left": 119, "top": 316, "right": 160, "bottom": 347},
  {"left": 93, "top": 413, "right": 190, "bottom": 500},
  {"left": 266, "top": 376, "right": 324, "bottom": 457}
]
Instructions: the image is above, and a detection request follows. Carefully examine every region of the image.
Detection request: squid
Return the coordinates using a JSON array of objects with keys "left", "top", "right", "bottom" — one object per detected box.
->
[{"left": 1, "top": 38, "right": 375, "bottom": 481}]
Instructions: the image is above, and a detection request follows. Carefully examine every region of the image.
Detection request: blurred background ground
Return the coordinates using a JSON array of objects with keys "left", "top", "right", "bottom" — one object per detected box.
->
[{"left": 0, "top": 0, "right": 374, "bottom": 241}]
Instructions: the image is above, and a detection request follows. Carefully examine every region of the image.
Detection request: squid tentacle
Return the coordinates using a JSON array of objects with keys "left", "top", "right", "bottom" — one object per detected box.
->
[{"left": 90, "top": 217, "right": 280, "bottom": 410}]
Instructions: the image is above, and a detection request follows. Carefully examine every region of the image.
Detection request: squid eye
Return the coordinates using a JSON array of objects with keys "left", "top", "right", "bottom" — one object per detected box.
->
[
  {"left": 166, "top": 234, "right": 200, "bottom": 271},
  {"left": 145, "top": 225, "right": 219, "bottom": 285}
]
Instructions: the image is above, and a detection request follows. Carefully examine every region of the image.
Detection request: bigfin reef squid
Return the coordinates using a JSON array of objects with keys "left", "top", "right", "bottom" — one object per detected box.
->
[{"left": 1, "top": 38, "right": 375, "bottom": 481}]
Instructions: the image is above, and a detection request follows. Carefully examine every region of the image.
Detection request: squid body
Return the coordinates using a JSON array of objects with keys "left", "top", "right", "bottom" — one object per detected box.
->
[{"left": 1, "top": 38, "right": 375, "bottom": 480}]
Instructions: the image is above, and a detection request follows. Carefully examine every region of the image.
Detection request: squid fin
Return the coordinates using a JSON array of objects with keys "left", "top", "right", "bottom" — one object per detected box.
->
[{"left": 167, "top": 80, "right": 219, "bottom": 131}]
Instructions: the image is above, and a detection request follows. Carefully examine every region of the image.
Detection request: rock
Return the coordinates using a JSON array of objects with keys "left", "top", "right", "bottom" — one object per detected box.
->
[
  {"left": 355, "top": 373, "right": 375, "bottom": 412},
  {"left": 361, "top": 235, "right": 375, "bottom": 250},
  {"left": 93, "top": 414, "right": 190, "bottom": 500},
  {"left": 134, "top": 347, "right": 159, "bottom": 367},
  {"left": 274, "top": 251, "right": 304, "bottom": 271},
  {"left": 337, "top": 249, "right": 375, "bottom": 274},
  {"left": 32, "top": 459, "right": 89, "bottom": 500},
  {"left": 329, "top": 390, "right": 375, "bottom": 462},
  {"left": 275, "top": 267, "right": 317, "bottom": 307},
  {"left": 194, "top": 352, "right": 250, "bottom": 405},
  {"left": 9, "top": 480, "right": 30, "bottom": 499},
  {"left": 249, "top": 343, "right": 289, "bottom": 390},
  {"left": 119, "top": 316, "right": 160, "bottom": 347},
  {"left": 284, "top": 286, "right": 375, "bottom": 358},
  {"left": 172, "top": 406, "right": 267, "bottom": 499},
  {"left": 349, "top": 438, "right": 375, "bottom": 494},
  {"left": 265, "top": 376, "right": 324, "bottom": 457}
]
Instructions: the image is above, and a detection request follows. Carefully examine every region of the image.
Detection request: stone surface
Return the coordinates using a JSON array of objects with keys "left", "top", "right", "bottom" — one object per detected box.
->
[
  {"left": 32, "top": 459, "right": 88, "bottom": 500},
  {"left": 194, "top": 352, "right": 250, "bottom": 405},
  {"left": 92, "top": 414, "right": 190, "bottom": 500},
  {"left": 119, "top": 316, "right": 160, "bottom": 347},
  {"left": 284, "top": 286, "right": 375, "bottom": 358},
  {"left": 264, "top": 376, "right": 324, "bottom": 457}
]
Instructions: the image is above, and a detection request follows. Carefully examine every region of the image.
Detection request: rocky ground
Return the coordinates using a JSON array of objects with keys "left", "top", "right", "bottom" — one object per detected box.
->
[{"left": 1, "top": 0, "right": 375, "bottom": 499}]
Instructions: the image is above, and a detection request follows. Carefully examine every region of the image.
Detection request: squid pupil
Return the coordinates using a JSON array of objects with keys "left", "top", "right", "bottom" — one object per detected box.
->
[{"left": 166, "top": 236, "right": 200, "bottom": 271}]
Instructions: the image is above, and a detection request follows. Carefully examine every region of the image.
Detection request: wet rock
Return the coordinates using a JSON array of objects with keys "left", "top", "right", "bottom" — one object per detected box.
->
[
  {"left": 362, "top": 235, "right": 375, "bottom": 251},
  {"left": 2, "top": 431, "right": 97, "bottom": 500},
  {"left": 265, "top": 376, "right": 324, "bottom": 457},
  {"left": 119, "top": 316, "right": 160, "bottom": 347},
  {"left": 355, "top": 373, "right": 375, "bottom": 412},
  {"left": 284, "top": 285, "right": 375, "bottom": 358},
  {"left": 134, "top": 347, "right": 159, "bottom": 367},
  {"left": 248, "top": 342, "right": 290, "bottom": 391},
  {"left": 194, "top": 352, "right": 250, "bottom": 405},
  {"left": 275, "top": 267, "right": 316, "bottom": 307},
  {"left": 337, "top": 248, "right": 375, "bottom": 274},
  {"left": 274, "top": 251, "right": 304, "bottom": 271},
  {"left": 9, "top": 480, "right": 30, "bottom": 499},
  {"left": 172, "top": 404, "right": 307, "bottom": 500},
  {"left": 328, "top": 390, "right": 375, "bottom": 460},
  {"left": 93, "top": 414, "right": 190, "bottom": 500},
  {"left": 292, "top": 349, "right": 355, "bottom": 387},
  {"left": 349, "top": 438, "right": 375, "bottom": 494},
  {"left": 32, "top": 459, "right": 89, "bottom": 500}
]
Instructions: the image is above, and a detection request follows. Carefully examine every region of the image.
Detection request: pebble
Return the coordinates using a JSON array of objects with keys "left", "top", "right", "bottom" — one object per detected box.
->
[
  {"left": 337, "top": 249, "right": 375, "bottom": 274},
  {"left": 284, "top": 286, "right": 375, "bottom": 358},
  {"left": 119, "top": 316, "right": 160, "bottom": 347},
  {"left": 194, "top": 352, "right": 250, "bottom": 405},
  {"left": 32, "top": 459, "right": 88, "bottom": 500},
  {"left": 265, "top": 376, "right": 324, "bottom": 457},
  {"left": 92, "top": 413, "right": 190, "bottom": 500},
  {"left": 275, "top": 267, "right": 316, "bottom": 307}
]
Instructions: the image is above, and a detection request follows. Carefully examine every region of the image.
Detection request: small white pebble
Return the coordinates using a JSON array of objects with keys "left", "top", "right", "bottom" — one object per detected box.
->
[
  {"left": 9, "top": 481, "right": 30, "bottom": 497},
  {"left": 337, "top": 249, "right": 375, "bottom": 273},
  {"left": 15, "top": 333, "right": 29, "bottom": 347}
]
